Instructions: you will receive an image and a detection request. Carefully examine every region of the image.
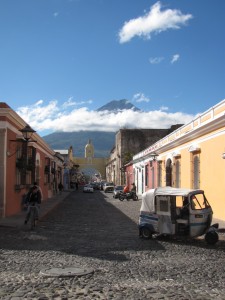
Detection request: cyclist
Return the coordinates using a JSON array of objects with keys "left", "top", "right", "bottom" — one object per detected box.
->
[
  {"left": 33, "top": 181, "right": 43, "bottom": 201},
  {"left": 24, "top": 185, "right": 41, "bottom": 224}
]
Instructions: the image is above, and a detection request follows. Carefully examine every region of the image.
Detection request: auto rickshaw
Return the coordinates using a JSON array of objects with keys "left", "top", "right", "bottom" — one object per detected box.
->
[{"left": 139, "top": 187, "right": 219, "bottom": 245}]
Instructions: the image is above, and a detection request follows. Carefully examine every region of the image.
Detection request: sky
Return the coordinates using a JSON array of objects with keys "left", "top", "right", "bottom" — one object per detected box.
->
[{"left": 0, "top": 0, "right": 224, "bottom": 136}]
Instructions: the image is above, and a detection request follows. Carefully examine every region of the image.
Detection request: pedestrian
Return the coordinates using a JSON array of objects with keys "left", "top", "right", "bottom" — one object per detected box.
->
[
  {"left": 75, "top": 180, "right": 79, "bottom": 191},
  {"left": 58, "top": 182, "right": 64, "bottom": 194},
  {"left": 24, "top": 185, "right": 41, "bottom": 224},
  {"left": 131, "top": 183, "right": 136, "bottom": 193},
  {"left": 130, "top": 182, "right": 137, "bottom": 198}
]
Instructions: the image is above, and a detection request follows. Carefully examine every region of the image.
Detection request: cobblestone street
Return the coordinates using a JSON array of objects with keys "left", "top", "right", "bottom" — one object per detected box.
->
[{"left": 1, "top": 190, "right": 225, "bottom": 300}]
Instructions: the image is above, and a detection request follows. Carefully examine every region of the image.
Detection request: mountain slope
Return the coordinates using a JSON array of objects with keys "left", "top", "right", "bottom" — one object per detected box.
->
[
  {"left": 97, "top": 99, "right": 140, "bottom": 112},
  {"left": 42, "top": 99, "right": 140, "bottom": 157},
  {"left": 42, "top": 131, "right": 115, "bottom": 158}
]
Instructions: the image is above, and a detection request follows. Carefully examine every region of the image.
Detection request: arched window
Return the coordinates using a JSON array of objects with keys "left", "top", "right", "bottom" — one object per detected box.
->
[
  {"left": 193, "top": 155, "right": 200, "bottom": 189},
  {"left": 175, "top": 160, "right": 181, "bottom": 188},
  {"left": 189, "top": 145, "right": 201, "bottom": 189}
]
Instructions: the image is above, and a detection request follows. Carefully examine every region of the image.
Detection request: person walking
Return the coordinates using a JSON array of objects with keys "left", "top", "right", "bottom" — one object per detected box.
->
[
  {"left": 58, "top": 182, "right": 64, "bottom": 194},
  {"left": 131, "top": 183, "right": 137, "bottom": 194},
  {"left": 75, "top": 178, "right": 79, "bottom": 191}
]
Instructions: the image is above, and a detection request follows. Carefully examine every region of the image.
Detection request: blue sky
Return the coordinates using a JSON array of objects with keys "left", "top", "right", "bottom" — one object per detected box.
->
[{"left": 0, "top": 0, "right": 224, "bottom": 136}]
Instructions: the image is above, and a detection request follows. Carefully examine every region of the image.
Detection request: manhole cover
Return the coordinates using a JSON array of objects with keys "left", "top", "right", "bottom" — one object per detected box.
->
[{"left": 40, "top": 267, "right": 94, "bottom": 277}]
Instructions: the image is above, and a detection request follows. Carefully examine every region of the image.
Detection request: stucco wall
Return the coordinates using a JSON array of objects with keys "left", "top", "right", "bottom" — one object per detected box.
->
[{"left": 132, "top": 100, "right": 225, "bottom": 221}]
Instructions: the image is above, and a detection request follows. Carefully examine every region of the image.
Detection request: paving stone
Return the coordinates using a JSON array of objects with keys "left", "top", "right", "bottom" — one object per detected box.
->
[{"left": 0, "top": 191, "right": 225, "bottom": 299}]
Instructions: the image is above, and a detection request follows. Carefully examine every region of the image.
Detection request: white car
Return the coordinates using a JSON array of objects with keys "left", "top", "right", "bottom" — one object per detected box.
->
[
  {"left": 83, "top": 184, "right": 94, "bottom": 193},
  {"left": 113, "top": 185, "right": 124, "bottom": 198},
  {"left": 103, "top": 182, "right": 115, "bottom": 193}
]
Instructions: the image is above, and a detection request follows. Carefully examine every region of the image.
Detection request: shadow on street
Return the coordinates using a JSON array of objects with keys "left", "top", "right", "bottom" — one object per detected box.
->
[
  {"left": 1, "top": 190, "right": 225, "bottom": 260},
  {"left": 0, "top": 190, "right": 165, "bottom": 260}
]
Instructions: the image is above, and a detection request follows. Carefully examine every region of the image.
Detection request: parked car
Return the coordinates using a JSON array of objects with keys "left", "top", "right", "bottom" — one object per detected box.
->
[
  {"left": 100, "top": 181, "right": 107, "bottom": 190},
  {"left": 90, "top": 182, "right": 100, "bottom": 190},
  {"left": 83, "top": 184, "right": 94, "bottom": 193},
  {"left": 103, "top": 182, "right": 114, "bottom": 193},
  {"left": 93, "top": 182, "right": 101, "bottom": 190},
  {"left": 113, "top": 185, "right": 124, "bottom": 198}
]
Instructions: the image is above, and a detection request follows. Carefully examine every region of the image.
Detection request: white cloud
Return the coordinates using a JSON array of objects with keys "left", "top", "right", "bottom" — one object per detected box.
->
[
  {"left": 62, "top": 97, "right": 93, "bottom": 108},
  {"left": 16, "top": 99, "right": 195, "bottom": 136},
  {"left": 133, "top": 93, "right": 150, "bottom": 103},
  {"left": 118, "top": 1, "right": 193, "bottom": 43},
  {"left": 171, "top": 54, "right": 180, "bottom": 64},
  {"left": 35, "top": 100, "right": 43, "bottom": 106},
  {"left": 16, "top": 100, "right": 60, "bottom": 128},
  {"left": 159, "top": 106, "right": 169, "bottom": 111},
  {"left": 149, "top": 57, "right": 164, "bottom": 64}
]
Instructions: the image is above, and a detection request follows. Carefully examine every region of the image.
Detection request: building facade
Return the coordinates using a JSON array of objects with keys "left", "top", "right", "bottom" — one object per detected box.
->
[
  {"left": 106, "top": 127, "right": 183, "bottom": 186},
  {"left": 54, "top": 147, "right": 75, "bottom": 190},
  {"left": 131, "top": 99, "right": 225, "bottom": 221},
  {"left": 0, "top": 103, "right": 65, "bottom": 218}
]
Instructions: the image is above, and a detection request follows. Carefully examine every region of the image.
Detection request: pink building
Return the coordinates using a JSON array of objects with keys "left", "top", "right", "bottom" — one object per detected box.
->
[{"left": 0, "top": 103, "right": 64, "bottom": 218}]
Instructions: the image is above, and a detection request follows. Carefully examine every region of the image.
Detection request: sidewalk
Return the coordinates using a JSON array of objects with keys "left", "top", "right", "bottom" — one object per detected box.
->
[{"left": 0, "top": 190, "right": 73, "bottom": 228}]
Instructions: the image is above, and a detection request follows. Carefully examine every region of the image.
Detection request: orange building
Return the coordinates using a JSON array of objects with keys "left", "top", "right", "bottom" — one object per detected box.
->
[
  {"left": 132, "top": 99, "right": 225, "bottom": 222},
  {"left": 0, "top": 103, "right": 64, "bottom": 218}
]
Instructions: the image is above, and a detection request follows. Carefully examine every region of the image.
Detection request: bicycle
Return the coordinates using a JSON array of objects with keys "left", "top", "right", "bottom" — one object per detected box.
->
[{"left": 28, "top": 204, "right": 39, "bottom": 230}]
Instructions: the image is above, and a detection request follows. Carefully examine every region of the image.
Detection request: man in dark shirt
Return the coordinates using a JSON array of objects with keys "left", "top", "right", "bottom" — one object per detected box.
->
[
  {"left": 131, "top": 183, "right": 137, "bottom": 194},
  {"left": 24, "top": 185, "right": 41, "bottom": 224}
]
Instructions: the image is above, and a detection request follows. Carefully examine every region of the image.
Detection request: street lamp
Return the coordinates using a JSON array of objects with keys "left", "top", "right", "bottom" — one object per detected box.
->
[
  {"left": 19, "top": 125, "right": 36, "bottom": 185},
  {"left": 8, "top": 124, "right": 37, "bottom": 187},
  {"left": 149, "top": 152, "right": 159, "bottom": 161},
  {"left": 19, "top": 124, "right": 36, "bottom": 141}
]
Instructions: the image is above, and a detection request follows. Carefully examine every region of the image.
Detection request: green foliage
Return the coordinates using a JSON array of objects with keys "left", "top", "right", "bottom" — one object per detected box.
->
[{"left": 123, "top": 152, "right": 133, "bottom": 165}]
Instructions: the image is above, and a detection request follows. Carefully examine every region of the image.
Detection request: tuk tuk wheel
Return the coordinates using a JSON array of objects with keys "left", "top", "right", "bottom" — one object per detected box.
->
[
  {"left": 205, "top": 231, "right": 219, "bottom": 245},
  {"left": 140, "top": 227, "right": 152, "bottom": 239}
]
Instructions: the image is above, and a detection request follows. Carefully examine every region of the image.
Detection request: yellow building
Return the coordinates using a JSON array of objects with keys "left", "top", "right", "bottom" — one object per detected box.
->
[
  {"left": 73, "top": 139, "right": 107, "bottom": 182},
  {"left": 132, "top": 99, "right": 225, "bottom": 222}
]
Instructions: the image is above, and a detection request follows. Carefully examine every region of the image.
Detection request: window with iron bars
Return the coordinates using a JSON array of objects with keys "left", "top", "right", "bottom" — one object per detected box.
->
[{"left": 191, "top": 153, "right": 200, "bottom": 189}]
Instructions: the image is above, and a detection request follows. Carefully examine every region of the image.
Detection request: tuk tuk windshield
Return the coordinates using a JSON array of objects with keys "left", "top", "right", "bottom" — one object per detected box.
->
[{"left": 190, "top": 193, "right": 210, "bottom": 210}]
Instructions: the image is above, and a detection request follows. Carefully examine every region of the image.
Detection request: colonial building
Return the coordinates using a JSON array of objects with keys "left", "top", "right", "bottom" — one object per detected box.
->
[
  {"left": 106, "top": 127, "right": 183, "bottom": 186},
  {"left": 106, "top": 146, "right": 117, "bottom": 184},
  {"left": 130, "top": 99, "right": 225, "bottom": 222},
  {"left": 0, "top": 103, "right": 65, "bottom": 218},
  {"left": 54, "top": 147, "right": 75, "bottom": 189}
]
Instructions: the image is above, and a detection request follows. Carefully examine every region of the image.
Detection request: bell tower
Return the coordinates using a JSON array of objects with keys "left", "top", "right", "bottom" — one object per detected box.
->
[{"left": 85, "top": 139, "right": 94, "bottom": 162}]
